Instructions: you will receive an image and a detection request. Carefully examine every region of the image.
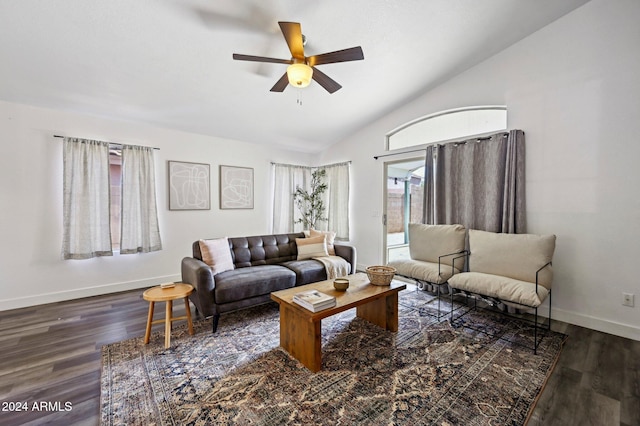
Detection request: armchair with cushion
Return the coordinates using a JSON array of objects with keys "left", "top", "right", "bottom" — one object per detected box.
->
[
  {"left": 388, "top": 223, "right": 467, "bottom": 317},
  {"left": 447, "top": 229, "right": 556, "bottom": 353}
]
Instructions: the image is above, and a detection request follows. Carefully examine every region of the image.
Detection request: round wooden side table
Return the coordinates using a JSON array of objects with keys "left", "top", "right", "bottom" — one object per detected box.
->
[{"left": 143, "top": 283, "right": 195, "bottom": 348}]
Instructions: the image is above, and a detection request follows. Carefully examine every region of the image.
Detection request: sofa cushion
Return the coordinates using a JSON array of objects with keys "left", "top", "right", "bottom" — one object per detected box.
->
[
  {"left": 468, "top": 230, "right": 556, "bottom": 289},
  {"left": 389, "top": 259, "right": 461, "bottom": 284},
  {"left": 281, "top": 259, "right": 327, "bottom": 285},
  {"left": 409, "top": 223, "right": 466, "bottom": 266},
  {"left": 296, "top": 235, "right": 328, "bottom": 260},
  {"left": 199, "top": 238, "right": 234, "bottom": 274},
  {"left": 213, "top": 265, "right": 296, "bottom": 304},
  {"left": 448, "top": 271, "right": 549, "bottom": 307},
  {"left": 228, "top": 234, "right": 300, "bottom": 267}
]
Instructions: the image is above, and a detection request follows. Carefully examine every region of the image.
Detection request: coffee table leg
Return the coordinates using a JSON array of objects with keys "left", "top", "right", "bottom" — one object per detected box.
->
[
  {"left": 279, "top": 304, "right": 322, "bottom": 372},
  {"left": 144, "top": 301, "right": 155, "bottom": 344},
  {"left": 356, "top": 292, "right": 399, "bottom": 332},
  {"left": 165, "top": 300, "right": 173, "bottom": 349}
]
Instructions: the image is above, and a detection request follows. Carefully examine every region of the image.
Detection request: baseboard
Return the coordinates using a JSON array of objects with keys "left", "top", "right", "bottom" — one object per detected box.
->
[
  {"left": 0, "top": 274, "right": 181, "bottom": 311},
  {"left": 551, "top": 307, "right": 640, "bottom": 341}
]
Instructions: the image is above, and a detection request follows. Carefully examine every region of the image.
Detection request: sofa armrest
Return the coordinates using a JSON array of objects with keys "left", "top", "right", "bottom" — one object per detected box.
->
[
  {"left": 181, "top": 257, "right": 216, "bottom": 317},
  {"left": 334, "top": 243, "right": 357, "bottom": 274}
]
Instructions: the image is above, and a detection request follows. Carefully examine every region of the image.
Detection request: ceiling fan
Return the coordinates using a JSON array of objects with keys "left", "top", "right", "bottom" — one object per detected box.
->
[{"left": 233, "top": 21, "right": 364, "bottom": 94}]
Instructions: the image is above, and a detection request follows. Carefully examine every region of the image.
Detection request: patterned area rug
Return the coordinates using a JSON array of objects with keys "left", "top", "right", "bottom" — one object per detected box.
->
[{"left": 101, "top": 289, "right": 565, "bottom": 425}]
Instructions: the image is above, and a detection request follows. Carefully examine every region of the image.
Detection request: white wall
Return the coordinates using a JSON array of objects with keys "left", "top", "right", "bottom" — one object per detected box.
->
[
  {"left": 320, "top": 0, "right": 640, "bottom": 340},
  {"left": 0, "top": 101, "right": 312, "bottom": 310}
]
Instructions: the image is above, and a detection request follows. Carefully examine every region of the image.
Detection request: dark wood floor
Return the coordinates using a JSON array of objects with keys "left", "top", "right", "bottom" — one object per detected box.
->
[{"left": 0, "top": 288, "right": 638, "bottom": 426}]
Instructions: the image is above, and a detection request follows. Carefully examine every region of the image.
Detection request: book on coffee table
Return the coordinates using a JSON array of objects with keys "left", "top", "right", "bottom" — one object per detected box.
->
[{"left": 293, "top": 290, "right": 336, "bottom": 312}]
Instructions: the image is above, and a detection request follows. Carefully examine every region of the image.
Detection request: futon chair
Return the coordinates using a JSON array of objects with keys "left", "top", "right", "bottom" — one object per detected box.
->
[
  {"left": 447, "top": 229, "right": 556, "bottom": 353},
  {"left": 388, "top": 223, "right": 467, "bottom": 317}
]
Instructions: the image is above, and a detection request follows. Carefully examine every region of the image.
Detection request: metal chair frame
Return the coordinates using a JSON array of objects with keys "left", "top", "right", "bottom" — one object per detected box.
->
[
  {"left": 449, "top": 257, "right": 553, "bottom": 354},
  {"left": 396, "top": 250, "right": 468, "bottom": 320}
]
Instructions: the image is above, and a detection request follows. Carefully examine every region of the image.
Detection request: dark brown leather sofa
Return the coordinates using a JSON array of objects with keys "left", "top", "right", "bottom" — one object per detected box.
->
[{"left": 181, "top": 232, "right": 357, "bottom": 332}]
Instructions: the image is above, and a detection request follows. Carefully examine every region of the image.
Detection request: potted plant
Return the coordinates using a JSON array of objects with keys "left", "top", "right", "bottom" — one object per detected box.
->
[{"left": 294, "top": 169, "right": 328, "bottom": 229}]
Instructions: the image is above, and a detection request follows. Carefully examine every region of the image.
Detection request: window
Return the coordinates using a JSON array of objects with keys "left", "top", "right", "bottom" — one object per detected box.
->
[
  {"left": 109, "top": 148, "right": 122, "bottom": 251},
  {"left": 62, "top": 137, "right": 161, "bottom": 259},
  {"left": 386, "top": 106, "right": 507, "bottom": 151}
]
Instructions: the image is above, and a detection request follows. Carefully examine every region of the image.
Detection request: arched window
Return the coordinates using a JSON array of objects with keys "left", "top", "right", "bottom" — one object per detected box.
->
[{"left": 386, "top": 106, "right": 507, "bottom": 151}]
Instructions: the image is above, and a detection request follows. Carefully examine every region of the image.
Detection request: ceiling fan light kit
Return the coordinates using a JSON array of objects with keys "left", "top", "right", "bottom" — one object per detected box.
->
[
  {"left": 233, "top": 21, "right": 364, "bottom": 93},
  {"left": 287, "top": 63, "right": 313, "bottom": 88}
]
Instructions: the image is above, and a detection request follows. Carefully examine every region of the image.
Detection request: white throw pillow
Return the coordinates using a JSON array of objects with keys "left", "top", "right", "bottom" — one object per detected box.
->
[
  {"left": 310, "top": 229, "right": 337, "bottom": 255},
  {"left": 199, "top": 238, "right": 235, "bottom": 274},
  {"left": 296, "top": 235, "right": 328, "bottom": 260}
]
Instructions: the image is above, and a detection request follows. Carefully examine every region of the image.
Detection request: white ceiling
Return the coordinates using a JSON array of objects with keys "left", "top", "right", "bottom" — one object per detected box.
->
[{"left": 0, "top": 0, "right": 589, "bottom": 153}]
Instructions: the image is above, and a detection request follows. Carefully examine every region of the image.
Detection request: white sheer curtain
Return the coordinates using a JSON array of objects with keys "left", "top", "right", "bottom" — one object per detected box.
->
[
  {"left": 272, "top": 162, "right": 350, "bottom": 239},
  {"left": 318, "top": 162, "right": 350, "bottom": 240},
  {"left": 120, "top": 145, "right": 162, "bottom": 254},
  {"left": 272, "top": 163, "right": 309, "bottom": 234},
  {"left": 62, "top": 138, "right": 113, "bottom": 259}
]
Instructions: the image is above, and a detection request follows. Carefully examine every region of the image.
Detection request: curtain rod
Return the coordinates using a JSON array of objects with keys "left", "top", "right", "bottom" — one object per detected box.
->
[
  {"left": 53, "top": 135, "right": 160, "bottom": 150},
  {"left": 374, "top": 147, "right": 427, "bottom": 160},
  {"left": 374, "top": 132, "right": 512, "bottom": 160},
  {"left": 271, "top": 161, "right": 351, "bottom": 168}
]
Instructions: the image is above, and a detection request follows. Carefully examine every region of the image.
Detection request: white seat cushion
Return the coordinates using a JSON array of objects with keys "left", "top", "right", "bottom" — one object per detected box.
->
[
  {"left": 448, "top": 272, "right": 549, "bottom": 307},
  {"left": 389, "top": 259, "right": 461, "bottom": 284}
]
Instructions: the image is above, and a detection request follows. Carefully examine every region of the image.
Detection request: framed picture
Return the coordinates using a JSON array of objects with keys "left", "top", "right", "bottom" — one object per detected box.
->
[
  {"left": 168, "top": 161, "right": 210, "bottom": 210},
  {"left": 219, "top": 165, "right": 254, "bottom": 209}
]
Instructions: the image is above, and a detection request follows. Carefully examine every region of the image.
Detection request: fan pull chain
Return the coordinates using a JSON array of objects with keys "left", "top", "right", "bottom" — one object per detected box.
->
[{"left": 297, "top": 91, "right": 303, "bottom": 106}]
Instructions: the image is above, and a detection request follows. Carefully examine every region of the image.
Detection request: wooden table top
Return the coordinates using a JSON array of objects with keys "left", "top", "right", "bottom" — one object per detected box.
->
[
  {"left": 271, "top": 272, "right": 406, "bottom": 321},
  {"left": 143, "top": 283, "right": 194, "bottom": 302}
]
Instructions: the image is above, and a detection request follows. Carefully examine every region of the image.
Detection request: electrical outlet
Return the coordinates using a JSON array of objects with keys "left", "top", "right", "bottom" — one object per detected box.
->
[{"left": 622, "top": 293, "right": 635, "bottom": 307}]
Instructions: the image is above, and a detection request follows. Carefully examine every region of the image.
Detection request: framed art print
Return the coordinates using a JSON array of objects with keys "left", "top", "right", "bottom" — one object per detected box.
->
[
  {"left": 219, "top": 165, "right": 254, "bottom": 209},
  {"left": 168, "top": 161, "right": 210, "bottom": 210}
]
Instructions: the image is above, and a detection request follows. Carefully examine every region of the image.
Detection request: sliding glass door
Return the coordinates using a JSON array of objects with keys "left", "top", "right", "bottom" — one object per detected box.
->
[{"left": 383, "top": 158, "right": 425, "bottom": 263}]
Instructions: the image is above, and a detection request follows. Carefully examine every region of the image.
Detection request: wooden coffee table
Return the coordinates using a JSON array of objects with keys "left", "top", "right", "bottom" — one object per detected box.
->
[{"left": 270, "top": 272, "right": 406, "bottom": 372}]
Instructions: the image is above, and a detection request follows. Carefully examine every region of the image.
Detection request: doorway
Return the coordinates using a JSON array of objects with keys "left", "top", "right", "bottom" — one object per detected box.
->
[{"left": 383, "top": 158, "right": 425, "bottom": 263}]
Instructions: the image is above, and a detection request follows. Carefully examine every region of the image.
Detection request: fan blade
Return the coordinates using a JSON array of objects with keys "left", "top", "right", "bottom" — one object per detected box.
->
[
  {"left": 233, "top": 53, "right": 292, "bottom": 64},
  {"left": 270, "top": 73, "right": 289, "bottom": 92},
  {"left": 278, "top": 21, "right": 305, "bottom": 59},
  {"left": 308, "top": 46, "right": 364, "bottom": 67},
  {"left": 311, "top": 67, "right": 342, "bottom": 94}
]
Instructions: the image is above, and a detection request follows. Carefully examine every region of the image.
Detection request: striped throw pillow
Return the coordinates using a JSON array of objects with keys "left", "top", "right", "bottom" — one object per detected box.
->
[{"left": 296, "top": 235, "right": 328, "bottom": 260}]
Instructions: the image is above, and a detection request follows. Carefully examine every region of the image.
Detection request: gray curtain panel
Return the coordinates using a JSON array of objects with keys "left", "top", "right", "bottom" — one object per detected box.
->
[
  {"left": 501, "top": 130, "right": 526, "bottom": 233},
  {"left": 62, "top": 138, "right": 113, "bottom": 259},
  {"left": 120, "top": 145, "right": 162, "bottom": 254},
  {"left": 422, "top": 145, "right": 436, "bottom": 225},
  {"left": 423, "top": 129, "right": 525, "bottom": 233},
  {"left": 272, "top": 163, "right": 310, "bottom": 234},
  {"left": 318, "top": 162, "right": 350, "bottom": 240}
]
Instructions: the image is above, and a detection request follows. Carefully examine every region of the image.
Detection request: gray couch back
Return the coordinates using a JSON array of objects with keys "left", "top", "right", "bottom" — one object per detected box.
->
[{"left": 193, "top": 233, "right": 305, "bottom": 269}]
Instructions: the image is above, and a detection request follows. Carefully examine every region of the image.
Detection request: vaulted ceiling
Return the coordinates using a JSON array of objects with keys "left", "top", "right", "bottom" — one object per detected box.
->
[{"left": 0, "top": 0, "right": 589, "bottom": 153}]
